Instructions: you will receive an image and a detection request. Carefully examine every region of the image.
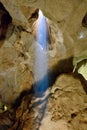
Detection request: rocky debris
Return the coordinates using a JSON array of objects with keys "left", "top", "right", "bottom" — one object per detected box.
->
[
  {"left": 50, "top": 74, "right": 86, "bottom": 121},
  {"left": 48, "top": 74, "right": 87, "bottom": 130},
  {"left": 0, "top": 0, "right": 86, "bottom": 130},
  {"left": 0, "top": 73, "right": 86, "bottom": 130}
]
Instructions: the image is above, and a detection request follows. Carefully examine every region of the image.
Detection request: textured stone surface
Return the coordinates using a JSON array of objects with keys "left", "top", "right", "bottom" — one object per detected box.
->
[
  {"left": 0, "top": 0, "right": 38, "bottom": 31},
  {"left": 14, "top": 0, "right": 87, "bottom": 73},
  {"left": 0, "top": 45, "right": 34, "bottom": 104},
  {"left": 7, "top": 74, "right": 86, "bottom": 130},
  {"left": 0, "top": 1, "right": 87, "bottom": 130},
  {"left": 15, "top": 0, "right": 87, "bottom": 46},
  {"left": 36, "top": 74, "right": 87, "bottom": 130},
  {"left": 0, "top": 0, "right": 87, "bottom": 67}
]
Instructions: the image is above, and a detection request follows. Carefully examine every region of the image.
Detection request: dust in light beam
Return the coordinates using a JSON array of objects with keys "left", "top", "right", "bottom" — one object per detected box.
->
[{"left": 34, "top": 10, "right": 48, "bottom": 94}]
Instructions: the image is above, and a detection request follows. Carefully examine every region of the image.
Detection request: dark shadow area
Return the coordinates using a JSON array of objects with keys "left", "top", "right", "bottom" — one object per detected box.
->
[
  {"left": 12, "top": 87, "right": 34, "bottom": 108},
  {"left": 0, "top": 125, "right": 9, "bottom": 130},
  {"left": 82, "top": 12, "right": 87, "bottom": 27},
  {"left": 71, "top": 112, "right": 77, "bottom": 119},
  {"left": 29, "top": 9, "right": 39, "bottom": 19},
  {"left": 5, "top": 56, "right": 87, "bottom": 130},
  {"left": 0, "top": 2, "right": 12, "bottom": 42},
  {"left": 48, "top": 57, "right": 74, "bottom": 86},
  {"left": 33, "top": 56, "right": 74, "bottom": 97},
  {"left": 13, "top": 56, "right": 74, "bottom": 108},
  {"left": 0, "top": 110, "right": 15, "bottom": 130}
]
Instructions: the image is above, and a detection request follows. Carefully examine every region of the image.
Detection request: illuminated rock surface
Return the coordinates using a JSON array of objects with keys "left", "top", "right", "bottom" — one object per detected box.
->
[{"left": 0, "top": 0, "right": 87, "bottom": 130}]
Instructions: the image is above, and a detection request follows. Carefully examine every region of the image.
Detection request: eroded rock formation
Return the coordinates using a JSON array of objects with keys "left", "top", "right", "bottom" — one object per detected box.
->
[{"left": 0, "top": 0, "right": 87, "bottom": 130}]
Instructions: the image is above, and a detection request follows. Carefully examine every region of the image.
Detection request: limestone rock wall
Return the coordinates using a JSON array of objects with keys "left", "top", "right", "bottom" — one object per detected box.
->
[
  {"left": 15, "top": 0, "right": 87, "bottom": 46},
  {"left": 0, "top": 1, "right": 86, "bottom": 130},
  {"left": 0, "top": 1, "right": 37, "bottom": 104}
]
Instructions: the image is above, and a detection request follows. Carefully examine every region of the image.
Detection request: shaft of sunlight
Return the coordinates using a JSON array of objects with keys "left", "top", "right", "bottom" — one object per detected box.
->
[{"left": 34, "top": 10, "right": 48, "bottom": 94}]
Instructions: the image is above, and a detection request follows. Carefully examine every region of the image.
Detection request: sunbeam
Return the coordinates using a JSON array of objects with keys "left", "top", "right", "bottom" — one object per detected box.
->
[
  {"left": 34, "top": 10, "right": 49, "bottom": 95},
  {"left": 33, "top": 10, "right": 49, "bottom": 129}
]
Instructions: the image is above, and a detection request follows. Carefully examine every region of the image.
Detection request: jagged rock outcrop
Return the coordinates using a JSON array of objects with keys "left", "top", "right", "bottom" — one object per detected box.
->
[
  {"left": 15, "top": 0, "right": 87, "bottom": 45},
  {"left": 0, "top": 1, "right": 87, "bottom": 130},
  {"left": 0, "top": 1, "right": 37, "bottom": 104}
]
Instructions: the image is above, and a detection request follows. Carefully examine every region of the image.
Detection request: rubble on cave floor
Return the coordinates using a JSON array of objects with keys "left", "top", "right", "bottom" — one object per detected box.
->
[
  {"left": 0, "top": 1, "right": 87, "bottom": 130},
  {"left": 0, "top": 73, "right": 87, "bottom": 130}
]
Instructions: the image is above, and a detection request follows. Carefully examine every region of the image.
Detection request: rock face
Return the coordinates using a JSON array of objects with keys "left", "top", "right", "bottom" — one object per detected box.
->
[
  {"left": 14, "top": 0, "right": 87, "bottom": 69},
  {"left": 15, "top": 0, "right": 87, "bottom": 46},
  {"left": 0, "top": 1, "right": 87, "bottom": 130},
  {"left": 0, "top": 40, "right": 34, "bottom": 104},
  {"left": 0, "top": 0, "right": 38, "bottom": 30},
  {"left": 0, "top": 1, "right": 36, "bottom": 103},
  {"left": 3, "top": 74, "right": 86, "bottom": 130},
  {"left": 39, "top": 74, "right": 87, "bottom": 130}
]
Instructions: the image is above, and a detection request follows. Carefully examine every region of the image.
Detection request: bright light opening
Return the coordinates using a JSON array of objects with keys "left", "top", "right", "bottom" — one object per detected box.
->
[
  {"left": 34, "top": 10, "right": 49, "bottom": 94},
  {"left": 36, "top": 10, "right": 48, "bottom": 51}
]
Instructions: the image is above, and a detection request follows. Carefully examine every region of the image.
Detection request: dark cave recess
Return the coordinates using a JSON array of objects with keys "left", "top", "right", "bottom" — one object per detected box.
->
[{"left": 0, "top": 2, "right": 12, "bottom": 40}]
